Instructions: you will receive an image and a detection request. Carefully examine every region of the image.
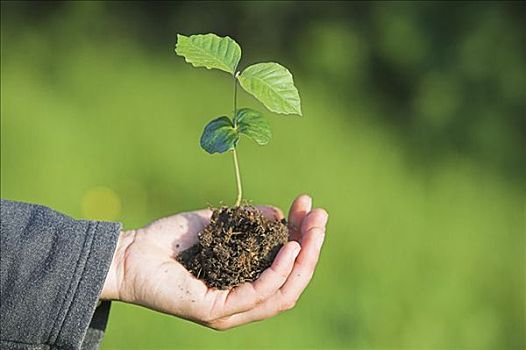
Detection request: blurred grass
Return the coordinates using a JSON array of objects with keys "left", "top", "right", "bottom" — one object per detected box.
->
[{"left": 1, "top": 2, "right": 525, "bottom": 349}]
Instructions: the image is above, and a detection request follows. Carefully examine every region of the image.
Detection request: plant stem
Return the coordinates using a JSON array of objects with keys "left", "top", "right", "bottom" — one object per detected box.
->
[
  {"left": 232, "top": 148, "right": 243, "bottom": 206},
  {"left": 233, "top": 72, "right": 239, "bottom": 125},
  {"left": 232, "top": 72, "right": 243, "bottom": 207}
]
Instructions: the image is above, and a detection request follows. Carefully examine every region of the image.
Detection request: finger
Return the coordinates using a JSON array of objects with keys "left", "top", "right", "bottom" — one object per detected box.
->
[
  {"left": 193, "top": 208, "right": 214, "bottom": 220},
  {"left": 281, "top": 208, "right": 328, "bottom": 301},
  {"left": 209, "top": 209, "right": 328, "bottom": 330},
  {"left": 210, "top": 290, "right": 284, "bottom": 330},
  {"left": 288, "top": 194, "right": 312, "bottom": 242},
  {"left": 185, "top": 209, "right": 214, "bottom": 227},
  {"left": 256, "top": 205, "right": 285, "bottom": 220},
  {"left": 217, "top": 241, "right": 300, "bottom": 317}
]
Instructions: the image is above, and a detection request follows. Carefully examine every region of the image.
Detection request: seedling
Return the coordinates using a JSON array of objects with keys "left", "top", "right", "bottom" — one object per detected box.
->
[
  {"left": 175, "top": 33, "right": 302, "bottom": 206},
  {"left": 174, "top": 33, "right": 302, "bottom": 289}
]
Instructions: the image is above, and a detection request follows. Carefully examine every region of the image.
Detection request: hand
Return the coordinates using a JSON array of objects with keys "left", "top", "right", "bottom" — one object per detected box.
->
[{"left": 101, "top": 194, "right": 328, "bottom": 330}]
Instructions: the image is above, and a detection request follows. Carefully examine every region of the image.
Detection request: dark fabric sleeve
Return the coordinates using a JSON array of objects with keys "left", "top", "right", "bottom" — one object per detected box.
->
[
  {"left": 0, "top": 199, "right": 121, "bottom": 349},
  {"left": 80, "top": 301, "right": 112, "bottom": 350}
]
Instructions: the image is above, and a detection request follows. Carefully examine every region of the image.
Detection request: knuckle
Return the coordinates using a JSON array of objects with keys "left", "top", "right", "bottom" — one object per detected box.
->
[
  {"left": 209, "top": 323, "right": 226, "bottom": 331},
  {"left": 199, "top": 310, "right": 216, "bottom": 324},
  {"left": 273, "top": 267, "right": 290, "bottom": 281},
  {"left": 281, "top": 298, "right": 297, "bottom": 311},
  {"left": 253, "top": 291, "right": 265, "bottom": 305},
  {"left": 207, "top": 320, "right": 229, "bottom": 331},
  {"left": 267, "top": 307, "right": 282, "bottom": 319},
  {"left": 252, "top": 291, "right": 268, "bottom": 307},
  {"left": 307, "top": 226, "right": 326, "bottom": 238}
]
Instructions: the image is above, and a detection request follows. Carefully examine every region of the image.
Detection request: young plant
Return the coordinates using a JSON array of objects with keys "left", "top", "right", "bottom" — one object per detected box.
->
[{"left": 175, "top": 33, "right": 302, "bottom": 206}]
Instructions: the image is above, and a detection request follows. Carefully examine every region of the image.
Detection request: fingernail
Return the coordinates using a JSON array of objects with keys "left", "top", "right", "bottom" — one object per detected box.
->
[
  {"left": 306, "top": 196, "right": 313, "bottom": 210},
  {"left": 315, "top": 209, "right": 329, "bottom": 226},
  {"left": 315, "top": 233, "right": 326, "bottom": 250},
  {"left": 323, "top": 210, "right": 329, "bottom": 222}
]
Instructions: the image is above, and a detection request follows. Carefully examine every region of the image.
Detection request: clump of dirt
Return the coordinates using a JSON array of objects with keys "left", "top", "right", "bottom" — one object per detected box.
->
[{"left": 177, "top": 205, "right": 289, "bottom": 289}]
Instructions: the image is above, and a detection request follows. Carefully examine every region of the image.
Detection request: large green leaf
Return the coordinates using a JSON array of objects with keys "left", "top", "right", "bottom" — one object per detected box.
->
[
  {"left": 200, "top": 116, "right": 238, "bottom": 154},
  {"left": 175, "top": 34, "right": 241, "bottom": 75},
  {"left": 237, "top": 62, "right": 302, "bottom": 115},
  {"left": 234, "top": 108, "right": 271, "bottom": 145}
]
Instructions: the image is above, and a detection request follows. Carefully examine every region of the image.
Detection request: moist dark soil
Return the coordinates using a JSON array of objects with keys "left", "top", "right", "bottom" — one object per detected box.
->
[{"left": 177, "top": 205, "right": 289, "bottom": 289}]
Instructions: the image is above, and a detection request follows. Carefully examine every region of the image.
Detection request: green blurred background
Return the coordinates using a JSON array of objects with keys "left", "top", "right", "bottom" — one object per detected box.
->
[{"left": 1, "top": 1, "right": 525, "bottom": 349}]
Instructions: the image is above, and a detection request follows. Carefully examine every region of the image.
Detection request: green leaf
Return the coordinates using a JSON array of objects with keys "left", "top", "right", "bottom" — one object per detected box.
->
[
  {"left": 234, "top": 108, "right": 272, "bottom": 145},
  {"left": 175, "top": 33, "right": 241, "bottom": 75},
  {"left": 237, "top": 62, "right": 302, "bottom": 115},
  {"left": 200, "top": 116, "right": 238, "bottom": 154},
  {"left": 200, "top": 110, "right": 271, "bottom": 154}
]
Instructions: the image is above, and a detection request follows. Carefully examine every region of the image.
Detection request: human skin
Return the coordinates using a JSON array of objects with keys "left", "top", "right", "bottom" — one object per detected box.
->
[{"left": 101, "top": 194, "right": 328, "bottom": 330}]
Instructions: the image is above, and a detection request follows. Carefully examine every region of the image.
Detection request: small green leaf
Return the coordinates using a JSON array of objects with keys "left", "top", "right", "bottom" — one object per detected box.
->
[
  {"left": 237, "top": 62, "right": 302, "bottom": 116},
  {"left": 200, "top": 116, "right": 238, "bottom": 154},
  {"left": 234, "top": 108, "right": 272, "bottom": 145},
  {"left": 175, "top": 33, "right": 241, "bottom": 75}
]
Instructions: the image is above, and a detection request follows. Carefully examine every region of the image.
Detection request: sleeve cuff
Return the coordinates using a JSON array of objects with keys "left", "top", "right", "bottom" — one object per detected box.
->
[{"left": 52, "top": 221, "right": 121, "bottom": 349}]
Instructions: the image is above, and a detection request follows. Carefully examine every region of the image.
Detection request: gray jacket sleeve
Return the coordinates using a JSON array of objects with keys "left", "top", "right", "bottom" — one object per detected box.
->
[{"left": 0, "top": 199, "right": 121, "bottom": 349}]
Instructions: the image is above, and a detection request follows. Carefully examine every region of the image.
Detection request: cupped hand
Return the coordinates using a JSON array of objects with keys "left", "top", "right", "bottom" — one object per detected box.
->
[{"left": 101, "top": 194, "right": 328, "bottom": 330}]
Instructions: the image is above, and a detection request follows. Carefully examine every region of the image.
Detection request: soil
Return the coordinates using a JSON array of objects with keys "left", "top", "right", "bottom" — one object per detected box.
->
[{"left": 177, "top": 205, "right": 289, "bottom": 289}]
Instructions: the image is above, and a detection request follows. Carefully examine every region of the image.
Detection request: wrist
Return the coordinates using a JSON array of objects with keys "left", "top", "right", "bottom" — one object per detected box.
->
[{"left": 100, "top": 229, "right": 136, "bottom": 301}]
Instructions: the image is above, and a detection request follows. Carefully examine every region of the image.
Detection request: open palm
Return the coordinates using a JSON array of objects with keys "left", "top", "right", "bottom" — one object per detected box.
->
[{"left": 102, "top": 194, "right": 328, "bottom": 330}]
